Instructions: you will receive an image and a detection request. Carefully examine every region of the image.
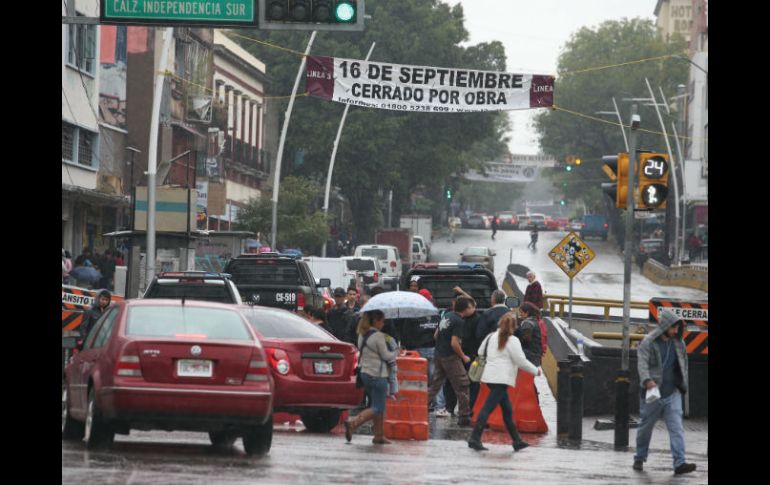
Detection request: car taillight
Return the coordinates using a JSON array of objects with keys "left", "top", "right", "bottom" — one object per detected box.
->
[
  {"left": 297, "top": 292, "right": 305, "bottom": 311},
  {"left": 390, "top": 261, "right": 397, "bottom": 268},
  {"left": 496, "top": 218, "right": 500, "bottom": 224},
  {"left": 604, "top": 223, "right": 609, "bottom": 229},
  {"left": 373, "top": 272, "right": 379, "bottom": 282},
  {"left": 245, "top": 349, "right": 269, "bottom": 383},
  {"left": 115, "top": 342, "right": 142, "bottom": 377},
  {"left": 266, "top": 348, "right": 291, "bottom": 375},
  {"left": 581, "top": 223, "right": 586, "bottom": 228}
]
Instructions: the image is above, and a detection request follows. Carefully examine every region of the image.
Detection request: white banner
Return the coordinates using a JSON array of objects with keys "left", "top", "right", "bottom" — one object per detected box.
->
[
  {"left": 464, "top": 162, "right": 540, "bottom": 183},
  {"left": 307, "top": 56, "right": 554, "bottom": 113}
]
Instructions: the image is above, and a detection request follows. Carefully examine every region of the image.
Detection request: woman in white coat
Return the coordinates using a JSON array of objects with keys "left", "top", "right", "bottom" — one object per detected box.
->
[{"left": 468, "top": 312, "right": 541, "bottom": 452}]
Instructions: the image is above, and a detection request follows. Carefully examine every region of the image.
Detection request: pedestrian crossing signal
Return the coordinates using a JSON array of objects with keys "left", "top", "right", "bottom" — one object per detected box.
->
[{"left": 637, "top": 152, "right": 668, "bottom": 209}]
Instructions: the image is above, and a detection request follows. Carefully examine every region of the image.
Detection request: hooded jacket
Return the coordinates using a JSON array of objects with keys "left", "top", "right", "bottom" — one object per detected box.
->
[
  {"left": 81, "top": 290, "right": 111, "bottom": 339},
  {"left": 637, "top": 309, "right": 689, "bottom": 394}
]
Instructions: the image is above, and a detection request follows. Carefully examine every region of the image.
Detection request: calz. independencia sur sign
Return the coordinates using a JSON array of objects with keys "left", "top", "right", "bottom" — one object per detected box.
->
[{"left": 306, "top": 56, "right": 554, "bottom": 113}]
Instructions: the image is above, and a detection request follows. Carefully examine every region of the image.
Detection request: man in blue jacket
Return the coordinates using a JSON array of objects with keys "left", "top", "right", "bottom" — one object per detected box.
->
[{"left": 633, "top": 309, "right": 697, "bottom": 475}]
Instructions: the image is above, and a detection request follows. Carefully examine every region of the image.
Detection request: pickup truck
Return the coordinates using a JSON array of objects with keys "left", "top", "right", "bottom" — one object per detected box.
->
[
  {"left": 224, "top": 253, "right": 330, "bottom": 312},
  {"left": 406, "top": 263, "right": 499, "bottom": 312},
  {"left": 142, "top": 272, "right": 243, "bottom": 304}
]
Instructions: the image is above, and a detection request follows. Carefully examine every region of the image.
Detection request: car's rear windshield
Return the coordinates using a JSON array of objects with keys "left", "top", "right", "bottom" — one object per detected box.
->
[
  {"left": 361, "top": 248, "right": 388, "bottom": 260},
  {"left": 345, "top": 259, "right": 376, "bottom": 271},
  {"left": 465, "top": 248, "right": 487, "bottom": 256},
  {"left": 126, "top": 306, "right": 252, "bottom": 340},
  {"left": 242, "top": 309, "right": 336, "bottom": 340},
  {"left": 417, "top": 275, "right": 495, "bottom": 310},
  {"left": 145, "top": 282, "right": 234, "bottom": 303},
  {"left": 530, "top": 215, "right": 545, "bottom": 221},
  {"left": 499, "top": 213, "right": 513, "bottom": 218},
  {"left": 226, "top": 260, "right": 301, "bottom": 285}
]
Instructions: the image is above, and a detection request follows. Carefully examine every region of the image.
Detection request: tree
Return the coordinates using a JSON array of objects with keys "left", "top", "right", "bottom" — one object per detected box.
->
[
  {"left": 237, "top": 177, "right": 328, "bottom": 252},
  {"left": 533, "top": 18, "right": 688, "bottom": 209},
  {"left": 235, "top": 0, "right": 511, "bottom": 242}
]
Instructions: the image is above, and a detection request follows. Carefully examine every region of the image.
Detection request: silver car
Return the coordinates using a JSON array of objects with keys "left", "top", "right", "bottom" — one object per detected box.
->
[{"left": 460, "top": 247, "right": 495, "bottom": 272}]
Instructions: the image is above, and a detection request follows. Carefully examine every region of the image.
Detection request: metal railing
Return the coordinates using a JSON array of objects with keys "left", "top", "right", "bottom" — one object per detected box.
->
[{"left": 544, "top": 295, "right": 648, "bottom": 321}]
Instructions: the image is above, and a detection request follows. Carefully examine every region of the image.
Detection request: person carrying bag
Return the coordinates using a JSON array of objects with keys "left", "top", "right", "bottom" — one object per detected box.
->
[
  {"left": 345, "top": 310, "right": 399, "bottom": 445},
  {"left": 467, "top": 312, "right": 541, "bottom": 453}
]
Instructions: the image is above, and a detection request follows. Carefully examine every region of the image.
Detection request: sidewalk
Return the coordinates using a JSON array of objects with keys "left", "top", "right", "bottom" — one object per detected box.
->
[{"left": 427, "top": 373, "right": 708, "bottom": 482}]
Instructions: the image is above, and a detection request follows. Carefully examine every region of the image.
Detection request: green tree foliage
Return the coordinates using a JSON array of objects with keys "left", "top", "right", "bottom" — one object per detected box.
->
[
  {"left": 533, "top": 18, "right": 688, "bottom": 207},
  {"left": 235, "top": 0, "right": 510, "bottom": 242},
  {"left": 237, "top": 176, "right": 329, "bottom": 251}
]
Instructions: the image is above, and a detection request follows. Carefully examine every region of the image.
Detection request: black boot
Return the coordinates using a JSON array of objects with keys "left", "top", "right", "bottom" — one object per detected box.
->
[
  {"left": 468, "top": 422, "right": 488, "bottom": 451},
  {"left": 505, "top": 420, "right": 530, "bottom": 451}
]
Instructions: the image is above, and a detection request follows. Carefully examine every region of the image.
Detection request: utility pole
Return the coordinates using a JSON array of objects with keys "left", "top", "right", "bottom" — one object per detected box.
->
[
  {"left": 615, "top": 105, "right": 639, "bottom": 449},
  {"left": 125, "top": 146, "right": 140, "bottom": 295},
  {"left": 322, "top": 42, "right": 376, "bottom": 257},
  {"left": 271, "top": 31, "right": 317, "bottom": 250}
]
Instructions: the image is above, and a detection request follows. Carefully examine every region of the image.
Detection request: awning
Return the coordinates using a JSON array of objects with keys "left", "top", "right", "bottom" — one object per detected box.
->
[{"left": 62, "top": 184, "right": 130, "bottom": 207}]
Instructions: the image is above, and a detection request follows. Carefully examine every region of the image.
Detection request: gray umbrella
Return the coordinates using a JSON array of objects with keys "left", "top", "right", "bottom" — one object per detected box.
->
[{"left": 359, "top": 291, "right": 438, "bottom": 319}]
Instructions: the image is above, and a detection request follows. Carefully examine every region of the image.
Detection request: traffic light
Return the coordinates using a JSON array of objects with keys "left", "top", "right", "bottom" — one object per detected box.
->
[
  {"left": 560, "top": 199, "right": 566, "bottom": 206},
  {"left": 575, "top": 158, "right": 582, "bottom": 166},
  {"left": 601, "top": 153, "right": 630, "bottom": 209},
  {"left": 446, "top": 188, "right": 452, "bottom": 199},
  {"left": 259, "top": 0, "right": 365, "bottom": 31},
  {"left": 637, "top": 152, "right": 669, "bottom": 209},
  {"left": 565, "top": 165, "right": 572, "bottom": 172}
]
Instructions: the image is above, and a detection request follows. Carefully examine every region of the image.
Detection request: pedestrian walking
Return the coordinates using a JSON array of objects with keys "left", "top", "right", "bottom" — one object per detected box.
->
[
  {"left": 467, "top": 312, "right": 541, "bottom": 452},
  {"left": 327, "top": 287, "right": 353, "bottom": 342},
  {"left": 633, "top": 309, "right": 697, "bottom": 475},
  {"left": 475, "top": 290, "right": 509, "bottom": 342},
  {"left": 491, "top": 215, "right": 499, "bottom": 240},
  {"left": 344, "top": 310, "right": 399, "bottom": 445},
  {"left": 516, "top": 302, "right": 543, "bottom": 403},
  {"left": 524, "top": 271, "right": 544, "bottom": 310},
  {"left": 427, "top": 296, "right": 476, "bottom": 427},
  {"left": 528, "top": 226, "right": 539, "bottom": 249}
]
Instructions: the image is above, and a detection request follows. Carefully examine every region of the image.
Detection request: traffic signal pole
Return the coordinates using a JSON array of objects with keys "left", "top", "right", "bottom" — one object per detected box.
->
[
  {"left": 615, "top": 104, "right": 638, "bottom": 449},
  {"left": 271, "top": 31, "right": 317, "bottom": 250}
]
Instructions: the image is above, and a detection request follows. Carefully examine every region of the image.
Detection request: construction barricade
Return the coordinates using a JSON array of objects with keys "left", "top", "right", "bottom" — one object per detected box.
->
[
  {"left": 384, "top": 350, "right": 429, "bottom": 440},
  {"left": 471, "top": 371, "right": 548, "bottom": 433}
]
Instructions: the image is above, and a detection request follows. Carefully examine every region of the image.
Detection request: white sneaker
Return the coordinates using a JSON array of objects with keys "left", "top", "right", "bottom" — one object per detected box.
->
[{"left": 435, "top": 408, "right": 450, "bottom": 418}]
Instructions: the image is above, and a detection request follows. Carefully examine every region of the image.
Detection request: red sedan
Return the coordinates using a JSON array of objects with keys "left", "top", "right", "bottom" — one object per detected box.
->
[
  {"left": 62, "top": 299, "right": 274, "bottom": 454},
  {"left": 238, "top": 305, "right": 363, "bottom": 433}
]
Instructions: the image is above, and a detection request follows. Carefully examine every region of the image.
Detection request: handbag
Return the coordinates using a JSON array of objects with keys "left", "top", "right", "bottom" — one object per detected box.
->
[
  {"left": 468, "top": 334, "right": 492, "bottom": 383},
  {"left": 355, "top": 330, "right": 376, "bottom": 388}
]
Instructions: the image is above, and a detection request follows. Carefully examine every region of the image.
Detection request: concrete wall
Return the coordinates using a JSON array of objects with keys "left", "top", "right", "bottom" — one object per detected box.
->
[{"left": 642, "top": 259, "right": 708, "bottom": 292}]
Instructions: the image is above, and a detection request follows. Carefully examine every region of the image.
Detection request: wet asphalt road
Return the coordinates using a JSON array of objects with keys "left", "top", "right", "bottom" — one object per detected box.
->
[{"left": 432, "top": 228, "right": 707, "bottom": 318}]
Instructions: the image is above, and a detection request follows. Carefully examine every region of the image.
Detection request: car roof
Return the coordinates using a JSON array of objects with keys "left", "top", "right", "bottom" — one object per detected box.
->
[
  {"left": 125, "top": 298, "right": 241, "bottom": 310},
  {"left": 357, "top": 244, "right": 397, "bottom": 250},
  {"left": 641, "top": 238, "right": 664, "bottom": 243}
]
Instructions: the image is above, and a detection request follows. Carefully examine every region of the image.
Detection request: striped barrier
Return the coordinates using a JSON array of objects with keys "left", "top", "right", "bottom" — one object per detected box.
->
[
  {"left": 649, "top": 297, "right": 708, "bottom": 328},
  {"left": 62, "top": 285, "right": 124, "bottom": 331}
]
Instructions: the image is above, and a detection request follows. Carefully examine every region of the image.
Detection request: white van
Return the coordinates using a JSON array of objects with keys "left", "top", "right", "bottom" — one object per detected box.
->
[
  {"left": 341, "top": 256, "right": 384, "bottom": 292},
  {"left": 354, "top": 244, "right": 401, "bottom": 289},
  {"left": 302, "top": 257, "right": 353, "bottom": 291}
]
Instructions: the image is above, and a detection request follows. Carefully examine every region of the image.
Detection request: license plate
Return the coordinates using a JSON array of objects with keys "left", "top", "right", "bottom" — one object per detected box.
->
[
  {"left": 314, "top": 361, "right": 333, "bottom": 374},
  {"left": 178, "top": 359, "right": 213, "bottom": 378}
]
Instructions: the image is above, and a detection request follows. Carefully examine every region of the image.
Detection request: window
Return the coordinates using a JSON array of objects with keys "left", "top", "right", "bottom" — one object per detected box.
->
[
  {"left": 243, "top": 309, "right": 335, "bottom": 340},
  {"left": 62, "top": 121, "right": 97, "bottom": 168},
  {"left": 67, "top": 16, "right": 96, "bottom": 75},
  {"left": 92, "top": 310, "right": 119, "bottom": 349},
  {"left": 127, "top": 306, "right": 252, "bottom": 341},
  {"left": 83, "top": 309, "right": 117, "bottom": 351}
]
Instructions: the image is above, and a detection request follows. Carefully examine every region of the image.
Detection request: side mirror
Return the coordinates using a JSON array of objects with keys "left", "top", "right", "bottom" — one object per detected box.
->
[
  {"left": 62, "top": 335, "right": 81, "bottom": 350},
  {"left": 319, "top": 278, "right": 331, "bottom": 288},
  {"left": 504, "top": 296, "right": 520, "bottom": 309}
]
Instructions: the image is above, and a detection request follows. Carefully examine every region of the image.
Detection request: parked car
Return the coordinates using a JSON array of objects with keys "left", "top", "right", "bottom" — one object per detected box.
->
[
  {"left": 556, "top": 217, "right": 570, "bottom": 230},
  {"left": 406, "top": 264, "right": 500, "bottom": 312},
  {"left": 636, "top": 238, "right": 667, "bottom": 269},
  {"left": 62, "top": 299, "right": 274, "bottom": 454},
  {"left": 224, "top": 253, "right": 330, "bottom": 312},
  {"left": 580, "top": 214, "right": 610, "bottom": 240},
  {"left": 303, "top": 257, "right": 351, "bottom": 291},
  {"left": 142, "top": 272, "right": 243, "bottom": 304},
  {"left": 544, "top": 216, "right": 559, "bottom": 231},
  {"left": 354, "top": 244, "right": 401, "bottom": 290},
  {"left": 498, "top": 212, "right": 518, "bottom": 230},
  {"left": 466, "top": 213, "right": 489, "bottom": 229},
  {"left": 238, "top": 305, "right": 362, "bottom": 433},
  {"left": 460, "top": 246, "right": 496, "bottom": 272}
]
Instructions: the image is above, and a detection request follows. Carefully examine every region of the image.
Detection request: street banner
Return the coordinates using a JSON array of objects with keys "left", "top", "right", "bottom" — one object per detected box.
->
[
  {"left": 465, "top": 162, "right": 540, "bottom": 183},
  {"left": 306, "top": 56, "right": 554, "bottom": 113}
]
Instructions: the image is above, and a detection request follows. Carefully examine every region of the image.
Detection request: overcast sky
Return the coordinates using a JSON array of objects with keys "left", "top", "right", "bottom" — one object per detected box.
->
[{"left": 446, "top": 0, "right": 656, "bottom": 155}]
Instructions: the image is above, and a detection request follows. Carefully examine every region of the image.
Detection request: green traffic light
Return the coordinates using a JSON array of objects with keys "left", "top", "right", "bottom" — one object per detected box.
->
[
  {"left": 335, "top": 1, "right": 355, "bottom": 22},
  {"left": 560, "top": 200, "right": 566, "bottom": 206},
  {"left": 566, "top": 166, "right": 572, "bottom": 172}
]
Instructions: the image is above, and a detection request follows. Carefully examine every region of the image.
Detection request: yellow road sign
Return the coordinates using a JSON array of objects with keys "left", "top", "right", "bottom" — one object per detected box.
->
[{"left": 548, "top": 232, "right": 596, "bottom": 279}]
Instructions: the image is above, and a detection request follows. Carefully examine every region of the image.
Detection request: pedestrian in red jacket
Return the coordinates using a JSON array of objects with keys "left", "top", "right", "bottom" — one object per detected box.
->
[{"left": 524, "top": 271, "right": 544, "bottom": 309}]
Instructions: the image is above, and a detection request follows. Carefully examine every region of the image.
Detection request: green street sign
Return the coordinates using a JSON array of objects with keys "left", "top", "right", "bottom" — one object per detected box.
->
[{"left": 101, "top": 0, "right": 256, "bottom": 27}]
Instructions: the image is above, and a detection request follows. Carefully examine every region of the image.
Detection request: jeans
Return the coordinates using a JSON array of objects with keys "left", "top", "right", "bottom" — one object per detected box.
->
[
  {"left": 476, "top": 383, "right": 515, "bottom": 430},
  {"left": 416, "top": 347, "right": 443, "bottom": 409},
  {"left": 634, "top": 389, "right": 686, "bottom": 469},
  {"left": 361, "top": 373, "right": 389, "bottom": 415}
]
